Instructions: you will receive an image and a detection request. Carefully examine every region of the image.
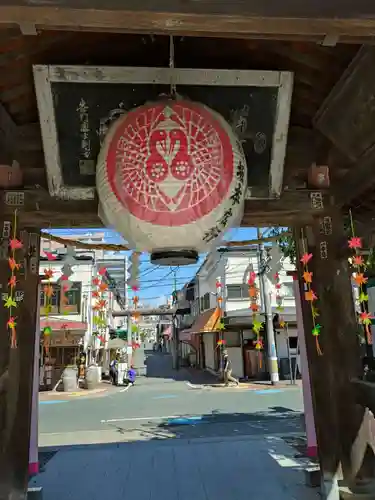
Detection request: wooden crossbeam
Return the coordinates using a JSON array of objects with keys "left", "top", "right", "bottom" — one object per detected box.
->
[
  {"left": 0, "top": 188, "right": 329, "bottom": 229},
  {"left": 2, "top": 2, "right": 375, "bottom": 38}
]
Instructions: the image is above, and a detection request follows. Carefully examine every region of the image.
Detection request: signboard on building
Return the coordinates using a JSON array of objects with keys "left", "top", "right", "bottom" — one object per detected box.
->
[{"left": 33, "top": 65, "right": 293, "bottom": 201}]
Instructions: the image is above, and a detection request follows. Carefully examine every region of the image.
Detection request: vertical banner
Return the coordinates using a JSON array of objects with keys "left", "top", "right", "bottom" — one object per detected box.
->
[
  {"left": 29, "top": 285, "right": 40, "bottom": 476},
  {"left": 293, "top": 274, "right": 317, "bottom": 457}
]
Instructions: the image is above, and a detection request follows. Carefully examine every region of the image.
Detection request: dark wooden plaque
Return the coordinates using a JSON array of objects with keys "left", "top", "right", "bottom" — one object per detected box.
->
[{"left": 53, "top": 81, "right": 277, "bottom": 196}]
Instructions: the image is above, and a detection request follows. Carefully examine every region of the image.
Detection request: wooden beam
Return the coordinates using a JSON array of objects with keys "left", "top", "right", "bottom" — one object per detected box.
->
[
  {"left": 0, "top": 188, "right": 330, "bottom": 229},
  {"left": 1, "top": 189, "right": 100, "bottom": 228},
  {"left": 2, "top": 3, "right": 375, "bottom": 38},
  {"left": 0, "top": 102, "right": 17, "bottom": 163},
  {"left": 294, "top": 212, "right": 368, "bottom": 495},
  {"left": 334, "top": 143, "right": 375, "bottom": 206},
  {"left": 242, "top": 190, "right": 330, "bottom": 227}
]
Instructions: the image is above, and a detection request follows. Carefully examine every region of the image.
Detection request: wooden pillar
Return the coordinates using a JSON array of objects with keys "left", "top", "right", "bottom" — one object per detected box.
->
[
  {"left": 294, "top": 209, "right": 367, "bottom": 496},
  {"left": 0, "top": 206, "right": 40, "bottom": 499}
]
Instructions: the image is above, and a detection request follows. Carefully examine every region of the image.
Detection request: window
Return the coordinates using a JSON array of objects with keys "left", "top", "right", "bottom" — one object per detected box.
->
[
  {"left": 62, "top": 282, "right": 82, "bottom": 314},
  {"left": 40, "top": 282, "right": 82, "bottom": 315},
  {"left": 40, "top": 284, "right": 60, "bottom": 315},
  {"left": 200, "top": 296, "right": 204, "bottom": 312},
  {"left": 203, "top": 293, "right": 210, "bottom": 311},
  {"left": 223, "top": 331, "right": 241, "bottom": 347},
  {"left": 289, "top": 336, "right": 298, "bottom": 349},
  {"left": 282, "top": 283, "right": 295, "bottom": 297},
  {"left": 226, "top": 284, "right": 247, "bottom": 299}
]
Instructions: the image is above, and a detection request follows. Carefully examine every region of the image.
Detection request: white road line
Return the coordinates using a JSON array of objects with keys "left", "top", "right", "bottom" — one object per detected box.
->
[
  {"left": 119, "top": 385, "right": 131, "bottom": 393},
  {"left": 100, "top": 415, "right": 181, "bottom": 424}
]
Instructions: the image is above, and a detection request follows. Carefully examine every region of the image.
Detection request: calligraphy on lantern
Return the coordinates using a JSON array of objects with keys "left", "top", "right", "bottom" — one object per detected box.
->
[
  {"left": 203, "top": 159, "right": 245, "bottom": 243},
  {"left": 76, "top": 98, "right": 91, "bottom": 159}
]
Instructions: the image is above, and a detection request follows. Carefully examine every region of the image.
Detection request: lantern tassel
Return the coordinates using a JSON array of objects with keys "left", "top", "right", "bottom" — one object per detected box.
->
[
  {"left": 258, "top": 351, "right": 262, "bottom": 369},
  {"left": 10, "top": 328, "right": 17, "bottom": 349},
  {"left": 315, "top": 336, "right": 323, "bottom": 356},
  {"left": 365, "top": 323, "right": 372, "bottom": 344}
]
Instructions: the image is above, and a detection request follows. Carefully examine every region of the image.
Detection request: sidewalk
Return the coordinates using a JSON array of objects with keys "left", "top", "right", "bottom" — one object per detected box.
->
[
  {"left": 31, "top": 434, "right": 320, "bottom": 500},
  {"left": 39, "top": 381, "right": 117, "bottom": 401}
]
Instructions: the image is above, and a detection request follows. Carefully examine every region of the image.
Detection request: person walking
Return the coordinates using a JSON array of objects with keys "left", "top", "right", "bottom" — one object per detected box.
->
[{"left": 223, "top": 350, "right": 239, "bottom": 386}]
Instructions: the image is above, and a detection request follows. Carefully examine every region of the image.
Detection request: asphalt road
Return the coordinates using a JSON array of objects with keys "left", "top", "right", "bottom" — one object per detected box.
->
[{"left": 39, "top": 349, "right": 304, "bottom": 447}]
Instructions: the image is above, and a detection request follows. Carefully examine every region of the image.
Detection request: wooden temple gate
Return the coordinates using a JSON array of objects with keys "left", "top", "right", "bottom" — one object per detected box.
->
[{"left": 2, "top": 2, "right": 375, "bottom": 499}]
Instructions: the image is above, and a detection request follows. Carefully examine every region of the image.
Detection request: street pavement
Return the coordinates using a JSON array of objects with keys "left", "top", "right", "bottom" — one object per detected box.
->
[{"left": 32, "top": 348, "right": 319, "bottom": 499}]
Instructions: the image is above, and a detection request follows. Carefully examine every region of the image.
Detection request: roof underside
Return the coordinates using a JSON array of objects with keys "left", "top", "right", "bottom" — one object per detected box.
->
[{"left": 0, "top": 28, "right": 373, "bottom": 227}]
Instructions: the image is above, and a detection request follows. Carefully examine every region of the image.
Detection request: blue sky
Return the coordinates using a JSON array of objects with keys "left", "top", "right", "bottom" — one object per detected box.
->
[{"left": 49, "top": 227, "right": 258, "bottom": 305}]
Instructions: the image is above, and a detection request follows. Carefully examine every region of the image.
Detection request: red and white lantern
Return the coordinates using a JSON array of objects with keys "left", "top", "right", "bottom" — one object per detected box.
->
[{"left": 97, "top": 99, "right": 247, "bottom": 263}]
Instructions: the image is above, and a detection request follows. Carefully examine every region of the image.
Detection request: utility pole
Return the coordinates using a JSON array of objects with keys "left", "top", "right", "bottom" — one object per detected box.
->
[
  {"left": 171, "top": 268, "right": 179, "bottom": 369},
  {"left": 257, "top": 227, "right": 279, "bottom": 384}
]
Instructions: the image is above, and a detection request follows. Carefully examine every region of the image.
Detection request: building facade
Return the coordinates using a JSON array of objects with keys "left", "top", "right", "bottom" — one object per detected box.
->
[
  {"left": 39, "top": 237, "right": 126, "bottom": 387},
  {"left": 179, "top": 246, "right": 298, "bottom": 380}
]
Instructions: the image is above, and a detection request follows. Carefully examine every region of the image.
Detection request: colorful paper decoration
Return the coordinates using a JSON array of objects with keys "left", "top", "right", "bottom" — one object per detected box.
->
[
  {"left": 273, "top": 272, "right": 284, "bottom": 313},
  {"left": 92, "top": 267, "right": 108, "bottom": 346},
  {"left": 300, "top": 238, "right": 322, "bottom": 355},
  {"left": 3, "top": 210, "right": 23, "bottom": 348},
  {"left": 96, "top": 100, "right": 247, "bottom": 254},
  {"left": 348, "top": 210, "right": 373, "bottom": 344},
  {"left": 216, "top": 279, "right": 225, "bottom": 353},
  {"left": 248, "top": 269, "right": 263, "bottom": 367}
]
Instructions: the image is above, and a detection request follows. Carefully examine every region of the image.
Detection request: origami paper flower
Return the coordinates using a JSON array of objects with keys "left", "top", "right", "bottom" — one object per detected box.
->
[
  {"left": 9, "top": 258, "right": 20, "bottom": 271},
  {"left": 253, "top": 339, "right": 264, "bottom": 350},
  {"left": 354, "top": 273, "right": 368, "bottom": 286},
  {"left": 305, "top": 290, "right": 317, "bottom": 301},
  {"left": 311, "top": 306, "right": 320, "bottom": 319},
  {"left": 7, "top": 316, "right": 16, "bottom": 329},
  {"left": 312, "top": 324, "right": 322, "bottom": 336},
  {"left": 348, "top": 237, "right": 362, "bottom": 249},
  {"left": 44, "top": 268, "right": 54, "bottom": 279},
  {"left": 300, "top": 253, "right": 313, "bottom": 265},
  {"left": 44, "top": 251, "right": 57, "bottom": 261},
  {"left": 9, "top": 238, "right": 23, "bottom": 250},
  {"left": 359, "top": 292, "right": 369, "bottom": 303},
  {"left": 303, "top": 271, "right": 313, "bottom": 283},
  {"left": 252, "top": 320, "right": 263, "bottom": 333},
  {"left": 353, "top": 255, "right": 364, "bottom": 266},
  {"left": 3, "top": 295, "right": 16, "bottom": 308},
  {"left": 8, "top": 276, "right": 16, "bottom": 288},
  {"left": 360, "top": 312, "right": 373, "bottom": 325}
]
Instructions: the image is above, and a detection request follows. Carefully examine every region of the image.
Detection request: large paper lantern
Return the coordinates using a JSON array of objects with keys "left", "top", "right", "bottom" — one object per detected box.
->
[{"left": 97, "top": 99, "right": 247, "bottom": 265}]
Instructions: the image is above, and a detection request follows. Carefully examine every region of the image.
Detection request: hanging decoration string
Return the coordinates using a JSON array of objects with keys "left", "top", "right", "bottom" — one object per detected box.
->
[
  {"left": 5, "top": 209, "right": 23, "bottom": 349},
  {"left": 92, "top": 267, "right": 108, "bottom": 346},
  {"left": 300, "top": 228, "right": 322, "bottom": 356},
  {"left": 169, "top": 35, "right": 177, "bottom": 99},
  {"left": 130, "top": 251, "right": 142, "bottom": 351},
  {"left": 216, "top": 278, "right": 226, "bottom": 349},
  {"left": 348, "top": 209, "right": 372, "bottom": 339},
  {"left": 249, "top": 269, "right": 263, "bottom": 368},
  {"left": 274, "top": 271, "right": 285, "bottom": 313}
]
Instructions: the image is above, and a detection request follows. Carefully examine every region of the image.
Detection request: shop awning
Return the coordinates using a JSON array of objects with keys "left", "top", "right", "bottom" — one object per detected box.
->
[
  {"left": 179, "top": 308, "right": 220, "bottom": 342},
  {"left": 40, "top": 319, "right": 87, "bottom": 334}
]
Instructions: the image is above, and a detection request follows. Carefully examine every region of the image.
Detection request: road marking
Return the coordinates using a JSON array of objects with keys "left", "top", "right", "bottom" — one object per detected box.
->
[
  {"left": 152, "top": 394, "right": 177, "bottom": 400},
  {"left": 255, "top": 389, "right": 283, "bottom": 395},
  {"left": 119, "top": 385, "right": 131, "bottom": 393},
  {"left": 101, "top": 415, "right": 182, "bottom": 423},
  {"left": 39, "top": 400, "right": 69, "bottom": 405}
]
